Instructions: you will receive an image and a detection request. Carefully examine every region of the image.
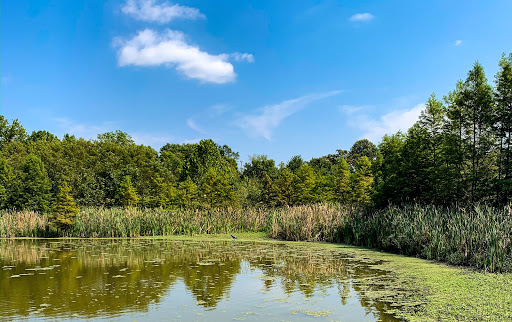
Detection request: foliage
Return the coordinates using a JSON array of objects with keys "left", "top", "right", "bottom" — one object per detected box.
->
[
  {"left": 118, "top": 176, "right": 139, "bottom": 207},
  {"left": 49, "top": 182, "right": 80, "bottom": 231}
]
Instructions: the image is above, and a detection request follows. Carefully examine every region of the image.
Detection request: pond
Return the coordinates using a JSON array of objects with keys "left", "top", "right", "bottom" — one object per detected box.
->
[{"left": 1, "top": 239, "right": 401, "bottom": 321}]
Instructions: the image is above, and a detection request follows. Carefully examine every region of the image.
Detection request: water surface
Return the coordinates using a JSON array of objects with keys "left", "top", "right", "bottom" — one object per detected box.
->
[{"left": 1, "top": 239, "right": 400, "bottom": 321}]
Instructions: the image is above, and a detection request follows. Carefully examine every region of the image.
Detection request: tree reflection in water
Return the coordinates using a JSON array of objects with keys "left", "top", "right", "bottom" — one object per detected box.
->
[{"left": 0, "top": 239, "right": 401, "bottom": 321}]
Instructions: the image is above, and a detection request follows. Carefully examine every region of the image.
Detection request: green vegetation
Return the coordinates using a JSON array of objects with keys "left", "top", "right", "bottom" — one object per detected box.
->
[{"left": 1, "top": 53, "right": 511, "bottom": 272}]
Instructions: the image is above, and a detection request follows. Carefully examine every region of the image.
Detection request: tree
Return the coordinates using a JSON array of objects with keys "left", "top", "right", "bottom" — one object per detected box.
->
[
  {"left": 459, "top": 62, "right": 496, "bottom": 203},
  {"left": 200, "top": 168, "right": 236, "bottom": 208},
  {"left": 97, "top": 130, "right": 134, "bottom": 146},
  {"left": 292, "top": 165, "right": 315, "bottom": 204},
  {"left": 0, "top": 158, "right": 14, "bottom": 208},
  {"left": 118, "top": 176, "right": 139, "bottom": 207},
  {"left": 0, "top": 116, "right": 27, "bottom": 148},
  {"left": 260, "top": 173, "right": 280, "bottom": 207},
  {"left": 243, "top": 155, "right": 278, "bottom": 179},
  {"left": 16, "top": 154, "right": 52, "bottom": 212},
  {"left": 443, "top": 81, "right": 468, "bottom": 204},
  {"left": 276, "top": 168, "right": 294, "bottom": 206},
  {"left": 417, "top": 94, "right": 446, "bottom": 202},
  {"left": 287, "top": 155, "right": 304, "bottom": 173},
  {"left": 348, "top": 139, "right": 378, "bottom": 171},
  {"left": 334, "top": 157, "right": 351, "bottom": 203},
  {"left": 178, "top": 177, "right": 198, "bottom": 208},
  {"left": 373, "top": 133, "right": 405, "bottom": 205},
  {"left": 494, "top": 53, "right": 512, "bottom": 203},
  {"left": 351, "top": 156, "right": 374, "bottom": 205},
  {"left": 50, "top": 182, "right": 80, "bottom": 232}
]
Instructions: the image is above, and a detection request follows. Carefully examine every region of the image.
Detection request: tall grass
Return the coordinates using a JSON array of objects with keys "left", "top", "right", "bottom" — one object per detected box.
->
[
  {"left": 268, "top": 203, "right": 512, "bottom": 272},
  {"left": 70, "top": 207, "right": 267, "bottom": 237},
  {"left": 1, "top": 203, "right": 511, "bottom": 272},
  {"left": 0, "top": 210, "right": 47, "bottom": 237}
]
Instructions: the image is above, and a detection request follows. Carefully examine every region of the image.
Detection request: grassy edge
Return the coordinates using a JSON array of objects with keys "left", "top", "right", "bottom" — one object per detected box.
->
[{"left": 4, "top": 232, "right": 511, "bottom": 321}]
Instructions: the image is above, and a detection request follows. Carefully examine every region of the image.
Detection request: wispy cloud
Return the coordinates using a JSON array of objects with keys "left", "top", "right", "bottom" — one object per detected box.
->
[
  {"left": 114, "top": 29, "right": 253, "bottom": 84},
  {"left": 355, "top": 104, "right": 425, "bottom": 142},
  {"left": 230, "top": 52, "right": 254, "bottom": 63},
  {"left": 186, "top": 118, "right": 208, "bottom": 134},
  {"left": 236, "top": 90, "right": 341, "bottom": 140},
  {"left": 209, "top": 104, "right": 231, "bottom": 116},
  {"left": 454, "top": 40, "right": 463, "bottom": 46},
  {"left": 121, "top": 0, "right": 205, "bottom": 23},
  {"left": 339, "top": 104, "right": 373, "bottom": 115},
  {"left": 349, "top": 13, "right": 374, "bottom": 22}
]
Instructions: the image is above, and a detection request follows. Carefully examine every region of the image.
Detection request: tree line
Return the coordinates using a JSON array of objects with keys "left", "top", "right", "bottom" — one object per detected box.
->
[{"left": 0, "top": 53, "right": 511, "bottom": 216}]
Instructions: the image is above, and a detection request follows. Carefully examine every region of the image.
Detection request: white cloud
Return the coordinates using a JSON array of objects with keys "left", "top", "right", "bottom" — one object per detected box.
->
[
  {"left": 186, "top": 118, "right": 208, "bottom": 134},
  {"left": 455, "top": 40, "right": 462, "bottom": 46},
  {"left": 122, "top": 0, "right": 205, "bottom": 23},
  {"left": 115, "top": 29, "right": 253, "bottom": 83},
  {"left": 356, "top": 104, "right": 425, "bottom": 142},
  {"left": 230, "top": 52, "right": 254, "bottom": 63},
  {"left": 236, "top": 90, "right": 341, "bottom": 140},
  {"left": 349, "top": 13, "right": 374, "bottom": 22}
]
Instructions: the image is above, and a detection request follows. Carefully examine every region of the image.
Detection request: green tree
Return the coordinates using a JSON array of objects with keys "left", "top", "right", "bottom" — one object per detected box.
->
[
  {"left": 373, "top": 133, "right": 405, "bottom": 205},
  {"left": 178, "top": 177, "right": 198, "bottom": 208},
  {"left": 118, "top": 176, "right": 139, "bottom": 207},
  {"left": 200, "top": 168, "right": 236, "bottom": 208},
  {"left": 292, "top": 165, "right": 315, "bottom": 204},
  {"left": 16, "top": 154, "right": 52, "bottom": 212},
  {"left": 351, "top": 156, "right": 374, "bottom": 205},
  {"left": 243, "top": 154, "right": 278, "bottom": 179},
  {"left": 443, "top": 81, "right": 468, "bottom": 203},
  {"left": 276, "top": 168, "right": 294, "bottom": 206},
  {"left": 417, "top": 94, "right": 446, "bottom": 202},
  {"left": 260, "top": 173, "right": 280, "bottom": 207},
  {"left": 0, "top": 116, "right": 27, "bottom": 148},
  {"left": 334, "top": 157, "right": 351, "bottom": 203},
  {"left": 0, "top": 158, "right": 14, "bottom": 208},
  {"left": 50, "top": 182, "right": 80, "bottom": 232},
  {"left": 287, "top": 155, "right": 304, "bottom": 173},
  {"left": 459, "top": 62, "right": 496, "bottom": 203},
  {"left": 494, "top": 53, "right": 512, "bottom": 203},
  {"left": 348, "top": 139, "right": 378, "bottom": 171}
]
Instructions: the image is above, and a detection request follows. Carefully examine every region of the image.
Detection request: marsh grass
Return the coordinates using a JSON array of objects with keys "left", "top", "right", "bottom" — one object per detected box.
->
[
  {"left": 268, "top": 203, "right": 512, "bottom": 272},
  {"left": 1, "top": 203, "right": 511, "bottom": 271},
  {"left": 0, "top": 210, "right": 47, "bottom": 238}
]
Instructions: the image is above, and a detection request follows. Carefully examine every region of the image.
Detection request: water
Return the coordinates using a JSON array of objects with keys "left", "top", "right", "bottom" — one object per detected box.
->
[{"left": 0, "top": 239, "right": 400, "bottom": 321}]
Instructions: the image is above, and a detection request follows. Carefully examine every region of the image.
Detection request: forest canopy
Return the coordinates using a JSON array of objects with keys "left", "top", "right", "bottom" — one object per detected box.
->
[{"left": 1, "top": 53, "right": 511, "bottom": 212}]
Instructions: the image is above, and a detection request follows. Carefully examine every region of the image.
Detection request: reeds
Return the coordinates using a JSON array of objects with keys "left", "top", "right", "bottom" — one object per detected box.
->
[
  {"left": 267, "top": 203, "right": 512, "bottom": 272},
  {"left": 1, "top": 203, "right": 511, "bottom": 271},
  {"left": 0, "top": 210, "right": 47, "bottom": 238}
]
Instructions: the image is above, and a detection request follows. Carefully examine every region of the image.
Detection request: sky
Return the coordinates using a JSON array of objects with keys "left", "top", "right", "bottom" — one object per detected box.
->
[{"left": 1, "top": 0, "right": 511, "bottom": 164}]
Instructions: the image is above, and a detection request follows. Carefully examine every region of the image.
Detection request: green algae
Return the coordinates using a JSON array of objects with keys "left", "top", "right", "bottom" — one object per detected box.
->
[
  {"left": 290, "top": 309, "right": 332, "bottom": 317},
  {"left": 152, "top": 233, "right": 512, "bottom": 321}
]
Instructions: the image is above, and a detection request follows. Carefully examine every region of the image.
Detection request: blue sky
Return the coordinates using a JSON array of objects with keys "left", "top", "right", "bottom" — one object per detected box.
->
[{"left": 1, "top": 0, "right": 511, "bottom": 164}]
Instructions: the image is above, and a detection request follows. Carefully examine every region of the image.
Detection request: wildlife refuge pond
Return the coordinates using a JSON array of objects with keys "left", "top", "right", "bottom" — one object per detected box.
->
[{"left": 1, "top": 239, "right": 403, "bottom": 321}]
